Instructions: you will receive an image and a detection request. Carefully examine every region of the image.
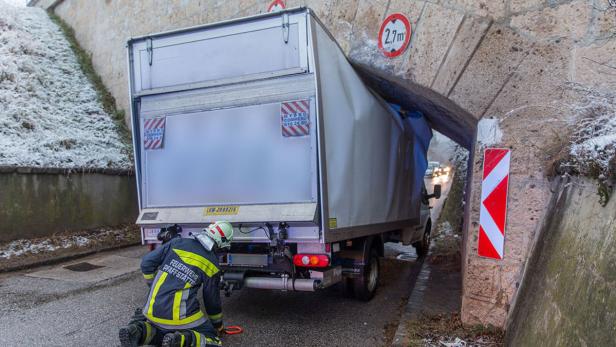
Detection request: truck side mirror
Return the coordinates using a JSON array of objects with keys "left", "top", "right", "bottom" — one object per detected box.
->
[{"left": 430, "top": 185, "right": 442, "bottom": 200}]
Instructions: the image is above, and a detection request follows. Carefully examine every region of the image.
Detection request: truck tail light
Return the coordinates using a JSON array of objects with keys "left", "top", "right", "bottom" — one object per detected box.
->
[{"left": 293, "top": 254, "right": 329, "bottom": 268}]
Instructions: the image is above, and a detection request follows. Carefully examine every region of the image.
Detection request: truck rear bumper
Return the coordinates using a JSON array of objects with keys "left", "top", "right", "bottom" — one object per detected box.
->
[
  {"left": 222, "top": 266, "right": 342, "bottom": 293},
  {"left": 244, "top": 277, "right": 318, "bottom": 291}
]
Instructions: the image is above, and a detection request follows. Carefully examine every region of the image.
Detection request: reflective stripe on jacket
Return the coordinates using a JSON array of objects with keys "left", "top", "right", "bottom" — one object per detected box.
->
[{"left": 141, "top": 238, "right": 223, "bottom": 330}]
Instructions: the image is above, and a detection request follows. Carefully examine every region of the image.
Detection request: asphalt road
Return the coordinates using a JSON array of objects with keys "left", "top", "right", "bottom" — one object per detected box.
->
[
  {"left": 0, "top": 174, "right": 452, "bottom": 347},
  {"left": 0, "top": 249, "right": 418, "bottom": 347}
]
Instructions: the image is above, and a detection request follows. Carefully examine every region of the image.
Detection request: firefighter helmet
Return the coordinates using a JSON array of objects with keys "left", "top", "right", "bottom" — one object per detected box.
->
[{"left": 204, "top": 221, "right": 234, "bottom": 249}]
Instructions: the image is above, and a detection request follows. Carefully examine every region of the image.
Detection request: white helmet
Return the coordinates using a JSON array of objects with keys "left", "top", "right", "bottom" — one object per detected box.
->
[{"left": 202, "top": 221, "right": 234, "bottom": 249}]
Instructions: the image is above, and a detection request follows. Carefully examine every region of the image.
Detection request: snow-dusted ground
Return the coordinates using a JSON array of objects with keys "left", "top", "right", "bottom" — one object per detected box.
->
[
  {"left": 0, "top": 235, "right": 90, "bottom": 259},
  {"left": 0, "top": 1, "right": 131, "bottom": 169},
  {"left": 0, "top": 227, "right": 137, "bottom": 259}
]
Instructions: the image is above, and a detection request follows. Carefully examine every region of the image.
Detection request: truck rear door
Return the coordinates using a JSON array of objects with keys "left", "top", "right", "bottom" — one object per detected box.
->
[
  {"left": 128, "top": 11, "right": 319, "bottom": 242},
  {"left": 130, "top": 12, "right": 309, "bottom": 95}
]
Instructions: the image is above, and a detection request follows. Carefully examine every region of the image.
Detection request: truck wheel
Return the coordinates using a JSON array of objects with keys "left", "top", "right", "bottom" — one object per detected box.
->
[
  {"left": 353, "top": 248, "right": 379, "bottom": 301},
  {"left": 413, "top": 226, "right": 431, "bottom": 258}
]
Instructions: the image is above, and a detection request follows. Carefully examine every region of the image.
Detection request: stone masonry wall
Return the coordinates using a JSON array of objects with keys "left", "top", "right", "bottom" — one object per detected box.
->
[
  {"left": 36, "top": 0, "right": 616, "bottom": 327},
  {"left": 506, "top": 177, "right": 616, "bottom": 346}
]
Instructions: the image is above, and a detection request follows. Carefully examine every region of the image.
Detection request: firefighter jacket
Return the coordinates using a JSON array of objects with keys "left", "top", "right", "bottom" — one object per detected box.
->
[{"left": 141, "top": 237, "right": 223, "bottom": 330}]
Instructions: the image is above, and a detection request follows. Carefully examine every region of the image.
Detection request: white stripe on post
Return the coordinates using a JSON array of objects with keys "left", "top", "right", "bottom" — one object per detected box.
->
[
  {"left": 479, "top": 204, "right": 505, "bottom": 258},
  {"left": 481, "top": 151, "right": 511, "bottom": 201}
]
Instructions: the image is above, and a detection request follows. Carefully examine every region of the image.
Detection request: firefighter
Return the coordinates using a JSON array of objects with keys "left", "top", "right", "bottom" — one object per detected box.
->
[{"left": 119, "top": 221, "right": 234, "bottom": 347}]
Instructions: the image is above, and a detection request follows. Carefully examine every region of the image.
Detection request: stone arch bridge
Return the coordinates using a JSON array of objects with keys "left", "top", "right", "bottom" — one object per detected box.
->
[{"left": 31, "top": 0, "right": 616, "bottom": 328}]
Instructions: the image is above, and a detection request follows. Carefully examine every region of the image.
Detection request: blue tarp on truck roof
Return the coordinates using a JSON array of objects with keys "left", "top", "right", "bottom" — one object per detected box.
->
[{"left": 389, "top": 104, "right": 432, "bottom": 204}]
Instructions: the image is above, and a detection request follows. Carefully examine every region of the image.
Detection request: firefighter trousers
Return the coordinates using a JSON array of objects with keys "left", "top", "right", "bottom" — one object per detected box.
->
[{"left": 129, "top": 308, "right": 222, "bottom": 346}]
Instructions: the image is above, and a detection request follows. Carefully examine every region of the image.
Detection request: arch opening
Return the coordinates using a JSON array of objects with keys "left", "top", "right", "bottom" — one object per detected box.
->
[{"left": 353, "top": 62, "right": 478, "bottom": 150}]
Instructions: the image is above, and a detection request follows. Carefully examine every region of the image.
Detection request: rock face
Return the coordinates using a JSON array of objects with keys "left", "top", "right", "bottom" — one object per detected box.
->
[{"left": 31, "top": 0, "right": 616, "bottom": 327}]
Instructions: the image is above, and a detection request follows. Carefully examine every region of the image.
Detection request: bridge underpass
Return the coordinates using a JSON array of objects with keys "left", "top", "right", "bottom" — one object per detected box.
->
[
  {"left": 33, "top": 0, "right": 616, "bottom": 330},
  {"left": 352, "top": 61, "right": 486, "bottom": 327}
]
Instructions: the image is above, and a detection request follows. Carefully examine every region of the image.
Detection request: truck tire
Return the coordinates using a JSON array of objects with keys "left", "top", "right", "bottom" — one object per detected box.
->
[
  {"left": 413, "top": 224, "right": 431, "bottom": 258},
  {"left": 352, "top": 248, "right": 379, "bottom": 301}
]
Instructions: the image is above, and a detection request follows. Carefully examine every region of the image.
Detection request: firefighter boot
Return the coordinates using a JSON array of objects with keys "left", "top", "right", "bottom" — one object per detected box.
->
[
  {"left": 162, "top": 331, "right": 192, "bottom": 347},
  {"left": 118, "top": 323, "right": 143, "bottom": 347},
  {"left": 128, "top": 307, "right": 146, "bottom": 324}
]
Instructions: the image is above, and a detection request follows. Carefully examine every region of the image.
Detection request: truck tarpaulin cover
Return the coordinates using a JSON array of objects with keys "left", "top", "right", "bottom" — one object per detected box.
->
[
  {"left": 314, "top": 23, "right": 431, "bottom": 229},
  {"left": 391, "top": 105, "right": 432, "bottom": 208}
]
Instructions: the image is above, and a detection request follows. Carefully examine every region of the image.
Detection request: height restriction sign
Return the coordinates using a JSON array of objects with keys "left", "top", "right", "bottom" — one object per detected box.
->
[
  {"left": 378, "top": 13, "right": 411, "bottom": 58},
  {"left": 267, "top": 0, "right": 285, "bottom": 13}
]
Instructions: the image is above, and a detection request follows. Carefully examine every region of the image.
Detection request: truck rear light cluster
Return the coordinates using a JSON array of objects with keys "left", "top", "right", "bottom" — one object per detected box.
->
[{"left": 293, "top": 254, "right": 329, "bottom": 268}]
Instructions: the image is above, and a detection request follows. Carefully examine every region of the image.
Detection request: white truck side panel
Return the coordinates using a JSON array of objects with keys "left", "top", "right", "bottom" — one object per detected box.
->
[{"left": 313, "top": 22, "right": 417, "bottom": 229}]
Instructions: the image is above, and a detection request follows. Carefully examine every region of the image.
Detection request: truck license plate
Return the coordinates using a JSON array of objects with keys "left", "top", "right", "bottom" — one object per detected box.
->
[{"left": 227, "top": 253, "right": 269, "bottom": 267}]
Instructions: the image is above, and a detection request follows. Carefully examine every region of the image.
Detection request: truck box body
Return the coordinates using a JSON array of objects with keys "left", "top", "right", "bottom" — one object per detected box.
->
[{"left": 127, "top": 8, "right": 432, "bottom": 292}]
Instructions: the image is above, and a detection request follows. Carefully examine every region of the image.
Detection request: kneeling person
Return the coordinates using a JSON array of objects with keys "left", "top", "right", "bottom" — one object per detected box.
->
[{"left": 119, "top": 221, "right": 234, "bottom": 347}]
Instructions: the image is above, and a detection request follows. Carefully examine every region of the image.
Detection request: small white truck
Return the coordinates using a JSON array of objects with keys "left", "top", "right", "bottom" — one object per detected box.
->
[{"left": 127, "top": 8, "right": 440, "bottom": 300}]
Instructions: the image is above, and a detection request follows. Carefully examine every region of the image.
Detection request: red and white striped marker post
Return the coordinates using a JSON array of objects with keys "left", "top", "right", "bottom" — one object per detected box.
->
[{"left": 478, "top": 148, "right": 511, "bottom": 259}]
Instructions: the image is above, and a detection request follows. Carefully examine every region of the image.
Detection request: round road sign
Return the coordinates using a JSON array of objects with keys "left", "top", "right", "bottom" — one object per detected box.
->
[
  {"left": 267, "top": 0, "right": 286, "bottom": 13},
  {"left": 378, "top": 13, "right": 411, "bottom": 58}
]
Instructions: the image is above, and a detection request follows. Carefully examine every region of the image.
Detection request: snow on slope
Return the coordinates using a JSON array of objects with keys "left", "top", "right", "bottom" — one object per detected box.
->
[
  {"left": 3, "top": 0, "right": 25, "bottom": 7},
  {"left": 0, "top": 1, "right": 131, "bottom": 169},
  {"left": 567, "top": 85, "right": 616, "bottom": 179}
]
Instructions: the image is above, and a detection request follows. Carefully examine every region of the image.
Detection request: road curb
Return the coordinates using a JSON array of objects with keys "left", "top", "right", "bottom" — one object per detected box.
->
[{"left": 391, "top": 259, "right": 432, "bottom": 346}]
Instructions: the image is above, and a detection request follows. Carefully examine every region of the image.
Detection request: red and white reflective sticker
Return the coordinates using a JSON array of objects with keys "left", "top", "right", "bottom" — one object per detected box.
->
[
  {"left": 267, "top": 0, "right": 285, "bottom": 13},
  {"left": 143, "top": 117, "right": 166, "bottom": 150},
  {"left": 281, "top": 100, "right": 310, "bottom": 137},
  {"left": 378, "top": 13, "right": 412, "bottom": 58},
  {"left": 478, "top": 148, "right": 511, "bottom": 260}
]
